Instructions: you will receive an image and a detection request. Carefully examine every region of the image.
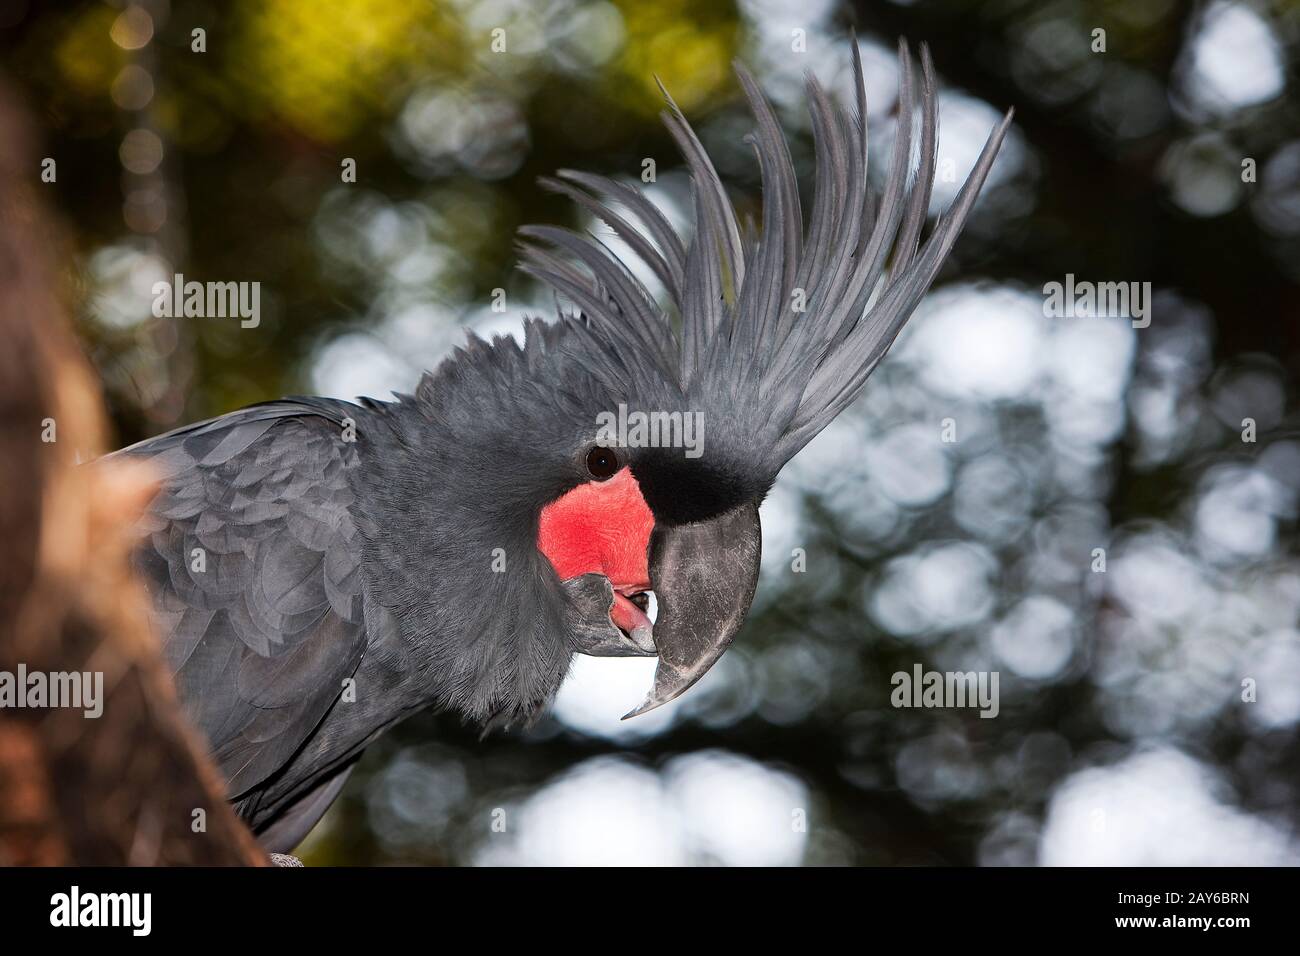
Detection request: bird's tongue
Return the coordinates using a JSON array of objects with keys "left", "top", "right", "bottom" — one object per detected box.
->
[{"left": 610, "top": 592, "right": 652, "bottom": 635}]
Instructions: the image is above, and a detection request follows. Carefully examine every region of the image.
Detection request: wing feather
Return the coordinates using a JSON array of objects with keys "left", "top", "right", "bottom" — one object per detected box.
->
[{"left": 116, "top": 402, "right": 368, "bottom": 799}]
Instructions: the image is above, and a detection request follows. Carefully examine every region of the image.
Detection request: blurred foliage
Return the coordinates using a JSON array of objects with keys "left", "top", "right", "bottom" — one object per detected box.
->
[{"left": 4, "top": 0, "right": 1299, "bottom": 864}]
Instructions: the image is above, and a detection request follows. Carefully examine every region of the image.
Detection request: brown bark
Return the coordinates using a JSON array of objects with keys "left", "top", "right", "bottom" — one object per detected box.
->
[{"left": 0, "top": 83, "right": 265, "bottom": 866}]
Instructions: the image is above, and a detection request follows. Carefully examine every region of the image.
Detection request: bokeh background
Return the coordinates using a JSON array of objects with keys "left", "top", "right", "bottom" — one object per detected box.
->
[{"left": 3, "top": 0, "right": 1299, "bottom": 865}]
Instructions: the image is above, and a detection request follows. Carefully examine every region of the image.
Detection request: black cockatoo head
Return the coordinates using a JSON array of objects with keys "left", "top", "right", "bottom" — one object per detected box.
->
[{"left": 382, "top": 42, "right": 1010, "bottom": 724}]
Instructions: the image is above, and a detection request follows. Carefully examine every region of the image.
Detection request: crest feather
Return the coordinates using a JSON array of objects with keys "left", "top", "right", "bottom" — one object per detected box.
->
[{"left": 518, "top": 39, "right": 1013, "bottom": 469}]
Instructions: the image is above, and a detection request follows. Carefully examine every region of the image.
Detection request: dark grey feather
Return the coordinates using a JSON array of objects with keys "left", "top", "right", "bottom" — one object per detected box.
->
[
  {"left": 518, "top": 40, "right": 1013, "bottom": 476},
  {"left": 117, "top": 402, "right": 369, "bottom": 808}
]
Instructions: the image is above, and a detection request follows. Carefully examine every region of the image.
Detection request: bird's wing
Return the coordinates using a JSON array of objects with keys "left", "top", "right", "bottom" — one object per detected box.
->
[{"left": 116, "top": 400, "right": 369, "bottom": 799}]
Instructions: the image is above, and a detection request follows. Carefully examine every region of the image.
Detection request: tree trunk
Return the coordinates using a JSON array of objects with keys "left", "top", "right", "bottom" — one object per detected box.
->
[{"left": 0, "top": 83, "right": 265, "bottom": 866}]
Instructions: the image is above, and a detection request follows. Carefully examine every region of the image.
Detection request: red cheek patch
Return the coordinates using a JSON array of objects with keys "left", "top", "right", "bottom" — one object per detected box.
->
[{"left": 537, "top": 467, "right": 654, "bottom": 592}]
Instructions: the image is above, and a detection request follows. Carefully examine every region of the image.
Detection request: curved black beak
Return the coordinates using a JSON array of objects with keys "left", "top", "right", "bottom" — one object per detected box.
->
[{"left": 623, "top": 501, "right": 762, "bottom": 718}]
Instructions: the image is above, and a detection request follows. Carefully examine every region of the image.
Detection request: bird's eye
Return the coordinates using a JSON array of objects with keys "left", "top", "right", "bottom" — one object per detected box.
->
[{"left": 585, "top": 446, "right": 619, "bottom": 480}]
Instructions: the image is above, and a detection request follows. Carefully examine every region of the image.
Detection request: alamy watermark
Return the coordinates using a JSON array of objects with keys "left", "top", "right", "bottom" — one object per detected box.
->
[
  {"left": 151, "top": 273, "right": 260, "bottom": 328},
  {"left": 595, "top": 403, "right": 704, "bottom": 459},
  {"left": 0, "top": 664, "right": 103, "bottom": 718},
  {"left": 891, "top": 664, "right": 1000, "bottom": 718},
  {"left": 1042, "top": 273, "right": 1150, "bottom": 328},
  {"left": 50, "top": 886, "right": 151, "bottom": 936}
]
